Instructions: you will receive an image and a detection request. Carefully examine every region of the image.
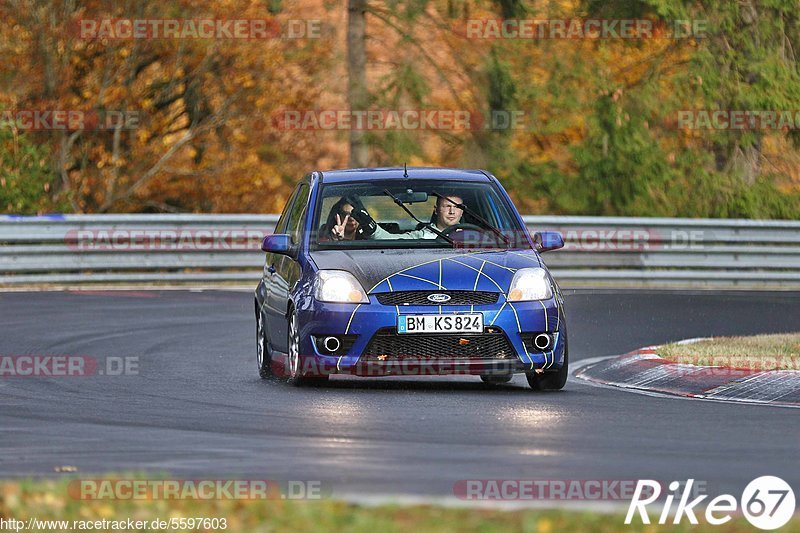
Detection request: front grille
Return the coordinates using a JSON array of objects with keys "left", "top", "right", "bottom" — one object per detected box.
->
[
  {"left": 375, "top": 291, "right": 500, "bottom": 306},
  {"left": 361, "top": 327, "right": 516, "bottom": 361}
]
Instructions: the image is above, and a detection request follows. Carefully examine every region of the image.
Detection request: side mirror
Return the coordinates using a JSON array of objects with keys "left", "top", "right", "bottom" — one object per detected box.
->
[
  {"left": 533, "top": 231, "right": 564, "bottom": 252},
  {"left": 261, "top": 234, "right": 296, "bottom": 257}
]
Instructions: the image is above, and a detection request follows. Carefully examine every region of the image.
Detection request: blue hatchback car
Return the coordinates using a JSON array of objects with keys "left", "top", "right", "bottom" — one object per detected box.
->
[{"left": 255, "top": 167, "right": 568, "bottom": 390}]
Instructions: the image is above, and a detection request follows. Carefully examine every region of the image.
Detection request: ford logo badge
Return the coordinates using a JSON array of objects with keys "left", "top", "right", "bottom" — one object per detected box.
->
[{"left": 427, "top": 293, "right": 451, "bottom": 303}]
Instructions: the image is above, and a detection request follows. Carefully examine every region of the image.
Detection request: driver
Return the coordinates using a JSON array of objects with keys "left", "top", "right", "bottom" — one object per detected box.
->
[{"left": 329, "top": 195, "right": 464, "bottom": 240}]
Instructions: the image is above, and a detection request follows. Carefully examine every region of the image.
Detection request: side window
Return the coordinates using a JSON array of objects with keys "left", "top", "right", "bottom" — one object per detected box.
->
[
  {"left": 274, "top": 185, "right": 302, "bottom": 235},
  {"left": 286, "top": 183, "right": 310, "bottom": 244}
]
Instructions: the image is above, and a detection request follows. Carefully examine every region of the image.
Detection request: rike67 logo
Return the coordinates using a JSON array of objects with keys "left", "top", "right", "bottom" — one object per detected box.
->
[{"left": 626, "top": 477, "right": 795, "bottom": 530}]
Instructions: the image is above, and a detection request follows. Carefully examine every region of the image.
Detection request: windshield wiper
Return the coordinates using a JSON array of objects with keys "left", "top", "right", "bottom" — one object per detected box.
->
[
  {"left": 382, "top": 189, "right": 457, "bottom": 247},
  {"left": 431, "top": 191, "right": 511, "bottom": 246}
]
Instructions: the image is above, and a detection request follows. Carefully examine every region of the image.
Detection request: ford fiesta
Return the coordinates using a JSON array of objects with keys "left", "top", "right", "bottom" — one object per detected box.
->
[{"left": 254, "top": 167, "right": 568, "bottom": 390}]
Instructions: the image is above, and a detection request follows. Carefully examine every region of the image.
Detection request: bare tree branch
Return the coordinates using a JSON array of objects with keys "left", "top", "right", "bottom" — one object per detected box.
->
[{"left": 58, "top": 130, "right": 82, "bottom": 212}]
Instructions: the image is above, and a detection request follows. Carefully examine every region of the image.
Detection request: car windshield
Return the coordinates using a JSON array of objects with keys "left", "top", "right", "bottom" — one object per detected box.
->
[{"left": 311, "top": 179, "right": 527, "bottom": 250}]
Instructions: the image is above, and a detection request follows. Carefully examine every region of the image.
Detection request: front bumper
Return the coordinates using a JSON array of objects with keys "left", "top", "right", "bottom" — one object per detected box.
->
[{"left": 294, "top": 294, "right": 566, "bottom": 377}]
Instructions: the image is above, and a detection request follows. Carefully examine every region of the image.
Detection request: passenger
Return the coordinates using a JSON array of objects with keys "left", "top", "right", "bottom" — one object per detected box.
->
[{"left": 321, "top": 196, "right": 364, "bottom": 241}]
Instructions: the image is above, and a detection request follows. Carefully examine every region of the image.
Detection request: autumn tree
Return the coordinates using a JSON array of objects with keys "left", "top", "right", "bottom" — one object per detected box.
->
[{"left": 1, "top": 0, "right": 335, "bottom": 213}]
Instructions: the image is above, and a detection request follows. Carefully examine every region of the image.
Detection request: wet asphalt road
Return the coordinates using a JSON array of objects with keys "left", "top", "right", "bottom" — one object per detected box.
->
[{"left": 1, "top": 289, "right": 798, "bottom": 499}]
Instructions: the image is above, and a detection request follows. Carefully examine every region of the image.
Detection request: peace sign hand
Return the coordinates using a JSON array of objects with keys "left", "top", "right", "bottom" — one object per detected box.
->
[{"left": 331, "top": 213, "right": 351, "bottom": 240}]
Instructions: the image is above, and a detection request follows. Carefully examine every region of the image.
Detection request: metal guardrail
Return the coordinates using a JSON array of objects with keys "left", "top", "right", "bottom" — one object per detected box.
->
[
  {"left": 1, "top": 214, "right": 799, "bottom": 288},
  {"left": 527, "top": 216, "right": 800, "bottom": 287}
]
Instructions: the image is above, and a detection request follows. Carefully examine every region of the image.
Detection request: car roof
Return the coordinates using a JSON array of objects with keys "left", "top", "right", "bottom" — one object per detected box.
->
[{"left": 317, "top": 167, "right": 493, "bottom": 184}]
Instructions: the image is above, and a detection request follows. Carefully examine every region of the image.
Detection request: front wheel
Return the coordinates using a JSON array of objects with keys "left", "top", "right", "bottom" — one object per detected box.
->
[
  {"left": 526, "top": 340, "right": 568, "bottom": 391},
  {"left": 286, "top": 307, "right": 329, "bottom": 387}
]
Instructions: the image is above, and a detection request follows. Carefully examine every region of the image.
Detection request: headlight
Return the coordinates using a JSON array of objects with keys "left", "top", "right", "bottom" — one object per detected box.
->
[
  {"left": 314, "top": 270, "right": 369, "bottom": 303},
  {"left": 507, "top": 267, "right": 553, "bottom": 301}
]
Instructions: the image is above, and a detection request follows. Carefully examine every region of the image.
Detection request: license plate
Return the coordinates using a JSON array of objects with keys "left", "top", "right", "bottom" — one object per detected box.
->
[{"left": 397, "top": 313, "right": 483, "bottom": 334}]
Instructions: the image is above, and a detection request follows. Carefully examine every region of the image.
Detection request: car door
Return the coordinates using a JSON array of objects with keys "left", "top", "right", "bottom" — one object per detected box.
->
[
  {"left": 262, "top": 185, "right": 301, "bottom": 351},
  {"left": 266, "top": 181, "right": 310, "bottom": 353}
]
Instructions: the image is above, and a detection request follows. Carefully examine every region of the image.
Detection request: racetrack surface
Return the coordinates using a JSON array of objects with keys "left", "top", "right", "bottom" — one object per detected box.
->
[{"left": 1, "top": 289, "right": 799, "bottom": 499}]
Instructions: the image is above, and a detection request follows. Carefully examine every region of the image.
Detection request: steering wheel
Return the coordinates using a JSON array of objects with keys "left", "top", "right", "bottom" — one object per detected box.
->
[{"left": 440, "top": 223, "right": 487, "bottom": 237}]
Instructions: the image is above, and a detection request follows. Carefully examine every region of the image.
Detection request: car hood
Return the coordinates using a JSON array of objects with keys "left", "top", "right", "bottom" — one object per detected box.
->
[{"left": 309, "top": 248, "right": 544, "bottom": 293}]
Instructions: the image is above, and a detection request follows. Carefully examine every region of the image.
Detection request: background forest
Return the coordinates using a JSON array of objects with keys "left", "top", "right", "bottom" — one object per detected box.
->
[{"left": 1, "top": 0, "right": 799, "bottom": 217}]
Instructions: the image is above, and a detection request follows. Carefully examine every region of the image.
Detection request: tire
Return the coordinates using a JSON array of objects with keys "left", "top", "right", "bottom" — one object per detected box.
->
[
  {"left": 256, "top": 304, "right": 274, "bottom": 379},
  {"left": 286, "top": 306, "right": 329, "bottom": 387},
  {"left": 480, "top": 374, "right": 513, "bottom": 385},
  {"left": 526, "top": 339, "right": 568, "bottom": 391}
]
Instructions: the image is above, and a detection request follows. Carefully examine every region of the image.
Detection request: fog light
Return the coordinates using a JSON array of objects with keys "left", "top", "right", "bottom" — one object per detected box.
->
[
  {"left": 323, "top": 336, "right": 341, "bottom": 353},
  {"left": 534, "top": 333, "right": 552, "bottom": 351}
]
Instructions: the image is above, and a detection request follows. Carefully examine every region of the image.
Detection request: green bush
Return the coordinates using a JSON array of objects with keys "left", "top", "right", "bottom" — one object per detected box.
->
[{"left": 0, "top": 125, "right": 63, "bottom": 214}]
